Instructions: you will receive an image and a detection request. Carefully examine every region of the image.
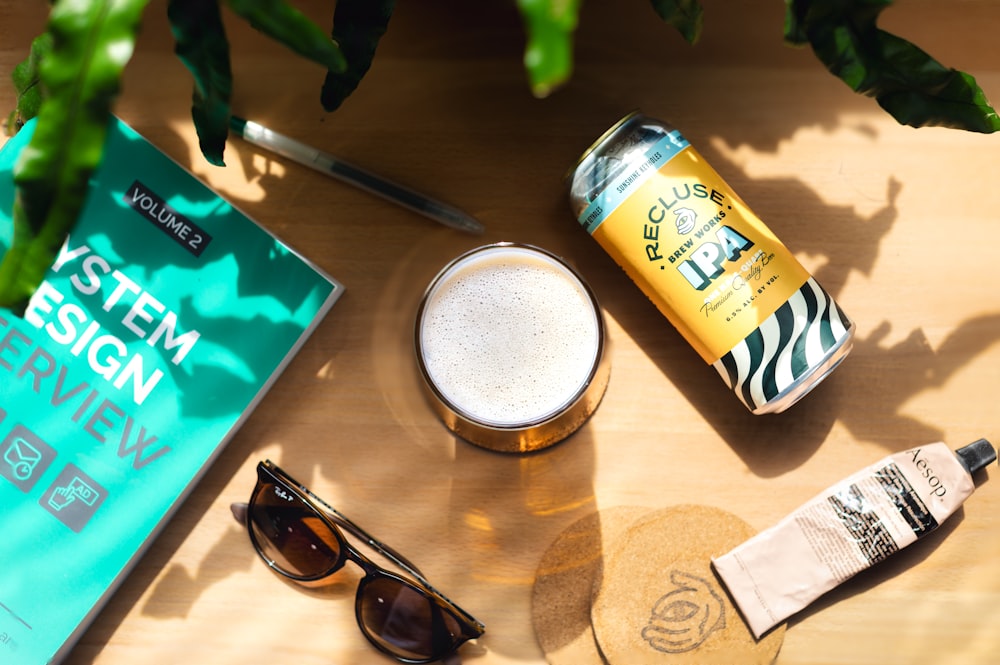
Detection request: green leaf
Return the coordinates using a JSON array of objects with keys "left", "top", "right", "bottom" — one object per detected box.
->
[
  {"left": 320, "top": 0, "right": 395, "bottom": 112},
  {"left": 226, "top": 0, "right": 347, "bottom": 73},
  {"left": 516, "top": 0, "right": 583, "bottom": 98},
  {"left": 7, "top": 33, "right": 54, "bottom": 135},
  {"left": 784, "top": 0, "right": 1000, "bottom": 132},
  {"left": 649, "top": 0, "right": 704, "bottom": 44},
  {"left": 168, "top": 0, "right": 233, "bottom": 166},
  {"left": 0, "top": 0, "right": 149, "bottom": 312}
]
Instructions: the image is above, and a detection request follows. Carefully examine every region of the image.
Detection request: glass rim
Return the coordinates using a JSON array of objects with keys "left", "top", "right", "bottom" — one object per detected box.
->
[{"left": 413, "top": 242, "right": 610, "bottom": 452}]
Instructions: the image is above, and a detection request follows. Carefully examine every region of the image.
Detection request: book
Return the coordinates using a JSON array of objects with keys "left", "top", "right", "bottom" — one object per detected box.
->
[{"left": 0, "top": 116, "right": 344, "bottom": 664}]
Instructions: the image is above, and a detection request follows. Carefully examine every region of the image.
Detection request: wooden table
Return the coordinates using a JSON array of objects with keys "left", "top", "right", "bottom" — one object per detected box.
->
[{"left": 4, "top": 1, "right": 1000, "bottom": 663}]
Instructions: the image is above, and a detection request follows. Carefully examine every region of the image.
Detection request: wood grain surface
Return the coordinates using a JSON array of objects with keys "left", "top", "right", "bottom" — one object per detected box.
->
[{"left": 3, "top": 2, "right": 1000, "bottom": 664}]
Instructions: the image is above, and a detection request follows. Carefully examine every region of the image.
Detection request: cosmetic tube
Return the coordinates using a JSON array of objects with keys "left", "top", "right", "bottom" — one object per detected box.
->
[{"left": 712, "top": 439, "right": 996, "bottom": 638}]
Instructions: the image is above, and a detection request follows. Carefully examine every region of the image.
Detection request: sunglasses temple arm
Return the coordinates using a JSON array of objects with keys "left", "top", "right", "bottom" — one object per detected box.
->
[
  {"left": 302, "top": 487, "right": 429, "bottom": 582},
  {"left": 235, "top": 494, "right": 423, "bottom": 581},
  {"left": 336, "top": 512, "right": 428, "bottom": 581},
  {"left": 307, "top": 493, "right": 486, "bottom": 636},
  {"left": 330, "top": 506, "right": 488, "bottom": 639}
]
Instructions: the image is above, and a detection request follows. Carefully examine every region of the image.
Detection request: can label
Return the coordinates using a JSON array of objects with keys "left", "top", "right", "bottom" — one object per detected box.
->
[
  {"left": 578, "top": 132, "right": 810, "bottom": 364},
  {"left": 570, "top": 114, "right": 854, "bottom": 413}
]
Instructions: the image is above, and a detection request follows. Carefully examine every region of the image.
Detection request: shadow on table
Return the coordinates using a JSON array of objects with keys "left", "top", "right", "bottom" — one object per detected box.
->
[
  {"left": 76, "top": 3, "right": 1000, "bottom": 658},
  {"left": 521, "top": 77, "right": 1000, "bottom": 479}
]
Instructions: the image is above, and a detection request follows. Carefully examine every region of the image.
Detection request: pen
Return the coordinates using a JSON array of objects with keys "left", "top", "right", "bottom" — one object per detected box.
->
[{"left": 229, "top": 116, "right": 485, "bottom": 235}]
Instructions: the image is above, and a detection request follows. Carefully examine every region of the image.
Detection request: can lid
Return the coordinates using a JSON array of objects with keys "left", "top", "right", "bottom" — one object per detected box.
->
[
  {"left": 563, "top": 110, "right": 641, "bottom": 187},
  {"left": 954, "top": 438, "right": 997, "bottom": 475}
]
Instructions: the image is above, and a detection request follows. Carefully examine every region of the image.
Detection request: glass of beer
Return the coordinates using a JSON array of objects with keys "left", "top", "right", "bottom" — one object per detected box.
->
[{"left": 415, "top": 243, "right": 609, "bottom": 453}]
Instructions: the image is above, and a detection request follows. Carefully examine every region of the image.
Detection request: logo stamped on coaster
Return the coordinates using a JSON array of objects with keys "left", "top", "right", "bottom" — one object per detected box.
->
[{"left": 641, "top": 570, "right": 726, "bottom": 653}]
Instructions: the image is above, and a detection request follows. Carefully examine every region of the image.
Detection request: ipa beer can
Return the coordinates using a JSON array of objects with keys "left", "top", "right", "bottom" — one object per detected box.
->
[{"left": 567, "top": 112, "right": 854, "bottom": 414}]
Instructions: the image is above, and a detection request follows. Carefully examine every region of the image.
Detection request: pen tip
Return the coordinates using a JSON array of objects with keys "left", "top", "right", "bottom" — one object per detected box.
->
[
  {"left": 462, "top": 217, "right": 487, "bottom": 235},
  {"left": 427, "top": 201, "right": 485, "bottom": 235},
  {"left": 450, "top": 212, "right": 487, "bottom": 235}
]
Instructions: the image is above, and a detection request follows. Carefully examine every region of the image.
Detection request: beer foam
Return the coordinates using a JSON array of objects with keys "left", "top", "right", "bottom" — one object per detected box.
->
[{"left": 418, "top": 246, "right": 601, "bottom": 427}]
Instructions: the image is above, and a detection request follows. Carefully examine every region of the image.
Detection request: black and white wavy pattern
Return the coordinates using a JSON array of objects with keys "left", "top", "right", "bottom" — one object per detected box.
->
[{"left": 713, "top": 278, "right": 853, "bottom": 413}]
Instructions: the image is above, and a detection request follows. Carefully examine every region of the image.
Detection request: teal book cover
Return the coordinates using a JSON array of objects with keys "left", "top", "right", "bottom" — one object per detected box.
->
[{"left": 0, "top": 117, "right": 343, "bottom": 663}]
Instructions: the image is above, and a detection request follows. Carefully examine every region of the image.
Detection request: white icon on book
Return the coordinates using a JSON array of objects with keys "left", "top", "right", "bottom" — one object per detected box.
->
[
  {"left": 48, "top": 476, "right": 100, "bottom": 512},
  {"left": 4, "top": 438, "right": 42, "bottom": 481}
]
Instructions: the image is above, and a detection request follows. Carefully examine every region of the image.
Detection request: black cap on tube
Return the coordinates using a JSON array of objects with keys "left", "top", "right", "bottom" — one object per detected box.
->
[{"left": 955, "top": 438, "right": 997, "bottom": 475}]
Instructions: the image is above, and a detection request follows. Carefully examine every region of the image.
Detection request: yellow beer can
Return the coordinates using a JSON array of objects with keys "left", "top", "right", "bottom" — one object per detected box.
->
[{"left": 567, "top": 112, "right": 854, "bottom": 414}]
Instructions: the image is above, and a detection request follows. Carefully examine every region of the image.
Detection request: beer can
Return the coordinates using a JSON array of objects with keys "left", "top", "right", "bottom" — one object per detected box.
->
[{"left": 567, "top": 112, "right": 854, "bottom": 414}]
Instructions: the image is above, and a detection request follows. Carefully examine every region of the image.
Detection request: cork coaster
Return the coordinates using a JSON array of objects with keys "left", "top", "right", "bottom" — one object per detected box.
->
[
  {"left": 591, "top": 505, "right": 785, "bottom": 665},
  {"left": 532, "top": 506, "right": 654, "bottom": 665}
]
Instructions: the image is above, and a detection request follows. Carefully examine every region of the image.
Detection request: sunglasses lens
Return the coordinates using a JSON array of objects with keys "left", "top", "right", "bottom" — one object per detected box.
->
[
  {"left": 358, "top": 576, "right": 464, "bottom": 662},
  {"left": 249, "top": 482, "right": 342, "bottom": 578}
]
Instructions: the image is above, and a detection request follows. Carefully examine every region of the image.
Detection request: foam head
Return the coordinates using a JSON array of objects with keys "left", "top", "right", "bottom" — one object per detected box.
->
[{"left": 416, "top": 243, "right": 608, "bottom": 452}]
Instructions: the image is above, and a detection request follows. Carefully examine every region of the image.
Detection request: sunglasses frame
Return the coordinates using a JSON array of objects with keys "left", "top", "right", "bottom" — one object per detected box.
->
[{"left": 242, "top": 460, "right": 485, "bottom": 664}]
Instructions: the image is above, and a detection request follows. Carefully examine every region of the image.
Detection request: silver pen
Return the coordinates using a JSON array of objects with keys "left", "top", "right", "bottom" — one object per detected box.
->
[{"left": 229, "top": 116, "right": 484, "bottom": 235}]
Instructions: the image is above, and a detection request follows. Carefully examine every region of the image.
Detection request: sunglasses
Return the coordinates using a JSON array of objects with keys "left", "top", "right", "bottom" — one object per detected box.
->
[{"left": 234, "top": 460, "right": 485, "bottom": 663}]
